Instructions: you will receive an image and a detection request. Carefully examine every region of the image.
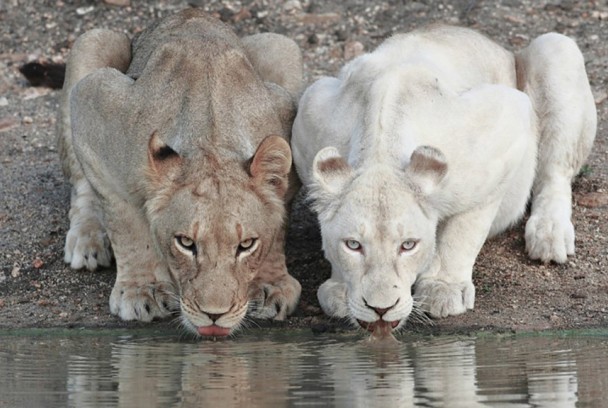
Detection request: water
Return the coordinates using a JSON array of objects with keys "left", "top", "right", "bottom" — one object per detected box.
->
[{"left": 1, "top": 329, "right": 607, "bottom": 408}]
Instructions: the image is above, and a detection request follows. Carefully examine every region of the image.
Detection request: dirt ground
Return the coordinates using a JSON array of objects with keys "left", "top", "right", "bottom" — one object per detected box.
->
[{"left": 0, "top": 0, "right": 607, "bottom": 337}]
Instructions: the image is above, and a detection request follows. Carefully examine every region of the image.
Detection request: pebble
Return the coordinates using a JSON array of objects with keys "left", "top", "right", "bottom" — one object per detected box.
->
[
  {"left": 0, "top": 117, "right": 18, "bottom": 133},
  {"left": 594, "top": 91, "right": 607, "bottom": 105},
  {"left": 0, "top": 97, "right": 8, "bottom": 107},
  {"left": 76, "top": 6, "right": 95, "bottom": 15},
  {"left": 22, "top": 116, "right": 33, "bottom": 124},
  {"left": 33, "top": 258, "right": 44, "bottom": 269},
  {"left": 11, "top": 266, "right": 20, "bottom": 278},
  {"left": 577, "top": 192, "right": 608, "bottom": 208},
  {"left": 0, "top": 299, "right": 4, "bottom": 308},
  {"left": 344, "top": 40, "right": 365, "bottom": 60},
  {"left": 104, "top": 0, "right": 130, "bottom": 6},
  {"left": 283, "top": 0, "right": 302, "bottom": 13}
]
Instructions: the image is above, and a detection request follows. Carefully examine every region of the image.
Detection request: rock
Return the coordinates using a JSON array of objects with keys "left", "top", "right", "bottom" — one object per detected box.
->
[
  {"left": 0, "top": 117, "right": 18, "bottom": 132},
  {"left": 296, "top": 12, "right": 341, "bottom": 25},
  {"left": 76, "top": 6, "right": 95, "bottom": 15},
  {"left": 11, "top": 266, "right": 20, "bottom": 278},
  {"left": 0, "top": 97, "right": 8, "bottom": 107},
  {"left": 577, "top": 192, "right": 608, "bottom": 208},
  {"left": 103, "top": 0, "right": 130, "bottom": 6},
  {"left": 594, "top": 91, "right": 607, "bottom": 105},
  {"left": 344, "top": 40, "right": 364, "bottom": 60},
  {"left": 283, "top": 0, "right": 302, "bottom": 13}
]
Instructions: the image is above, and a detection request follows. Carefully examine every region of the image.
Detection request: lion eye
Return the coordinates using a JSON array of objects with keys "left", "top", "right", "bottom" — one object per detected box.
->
[
  {"left": 176, "top": 235, "right": 197, "bottom": 255},
  {"left": 237, "top": 238, "right": 258, "bottom": 256},
  {"left": 345, "top": 239, "right": 362, "bottom": 251},
  {"left": 401, "top": 240, "right": 418, "bottom": 252}
]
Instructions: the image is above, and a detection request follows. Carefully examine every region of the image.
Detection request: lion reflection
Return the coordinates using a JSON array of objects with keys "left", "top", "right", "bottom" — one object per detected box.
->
[{"left": 65, "top": 336, "right": 584, "bottom": 407}]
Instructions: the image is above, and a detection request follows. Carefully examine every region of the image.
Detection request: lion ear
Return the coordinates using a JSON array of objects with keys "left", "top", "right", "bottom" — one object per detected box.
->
[
  {"left": 147, "top": 132, "right": 182, "bottom": 182},
  {"left": 405, "top": 146, "right": 447, "bottom": 196},
  {"left": 249, "top": 135, "right": 292, "bottom": 199},
  {"left": 310, "top": 147, "right": 354, "bottom": 211}
]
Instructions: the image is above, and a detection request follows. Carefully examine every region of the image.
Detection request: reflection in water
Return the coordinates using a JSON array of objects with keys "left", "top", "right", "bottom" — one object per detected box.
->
[{"left": 0, "top": 331, "right": 607, "bottom": 407}]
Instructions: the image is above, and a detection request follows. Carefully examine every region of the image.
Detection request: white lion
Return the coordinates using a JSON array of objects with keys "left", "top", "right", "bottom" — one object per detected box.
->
[{"left": 292, "top": 25, "right": 596, "bottom": 335}]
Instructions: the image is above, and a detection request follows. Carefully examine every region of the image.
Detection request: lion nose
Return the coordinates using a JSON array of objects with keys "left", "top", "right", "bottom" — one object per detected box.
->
[
  {"left": 205, "top": 312, "right": 225, "bottom": 323},
  {"left": 363, "top": 298, "right": 399, "bottom": 317}
]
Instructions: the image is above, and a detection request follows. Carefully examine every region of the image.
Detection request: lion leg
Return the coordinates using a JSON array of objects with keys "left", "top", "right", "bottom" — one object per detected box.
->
[
  {"left": 58, "top": 29, "right": 131, "bottom": 270},
  {"left": 241, "top": 33, "right": 303, "bottom": 96},
  {"left": 516, "top": 33, "right": 596, "bottom": 263},
  {"left": 62, "top": 180, "right": 112, "bottom": 271},
  {"left": 415, "top": 202, "right": 501, "bottom": 318},
  {"left": 104, "top": 201, "right": 178, "bottom": 322},
  {"left": 248, "top": 230, "right": 301, "bottom": 320}
]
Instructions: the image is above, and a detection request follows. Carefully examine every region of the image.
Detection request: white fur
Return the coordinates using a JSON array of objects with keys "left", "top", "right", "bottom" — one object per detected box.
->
[{"left": 292, "top": 26, "right": 596, "bottom": 326}]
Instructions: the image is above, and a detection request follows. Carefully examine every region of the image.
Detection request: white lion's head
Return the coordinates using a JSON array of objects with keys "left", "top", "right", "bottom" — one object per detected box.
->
[{"left": 310, "top": 145, "right": 447, "bottom": 334}]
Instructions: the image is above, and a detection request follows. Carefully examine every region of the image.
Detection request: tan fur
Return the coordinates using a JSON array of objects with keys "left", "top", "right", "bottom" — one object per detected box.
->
[{"left": 58, "top": 10, "right": 302, "bottom": 336}]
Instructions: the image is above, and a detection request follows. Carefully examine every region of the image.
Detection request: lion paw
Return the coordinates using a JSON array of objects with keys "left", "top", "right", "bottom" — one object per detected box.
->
[
  {"left": 525, "top": 212, "right": 574, "bottom": 264},
  {"left": 110, "top": 280, "right": 178, "bottom": 322},
  {"left": 317, "top": 279, "right": 349, "bottom": 318},
  {"left": 64, "top": 218, "right": 112, "bottom": 271},
  {"left": 249, "top": 274, "right": 301, "bottom": 320},
  {"left": 414, "top": 278, "right": 475, "bottom": 318}
]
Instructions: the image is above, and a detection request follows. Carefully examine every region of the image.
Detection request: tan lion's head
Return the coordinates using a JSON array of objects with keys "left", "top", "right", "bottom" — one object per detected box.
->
[{"left": 145, "top": 133, "right": 292, "bottom": 337}]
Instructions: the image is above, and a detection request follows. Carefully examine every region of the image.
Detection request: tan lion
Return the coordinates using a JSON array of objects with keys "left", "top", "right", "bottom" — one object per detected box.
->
[
  {"left": 292, "top": 25, "right": 596, "bottom": 336},
  {"left": 58, "top": 9, "right": 302, "bottom": 337}
]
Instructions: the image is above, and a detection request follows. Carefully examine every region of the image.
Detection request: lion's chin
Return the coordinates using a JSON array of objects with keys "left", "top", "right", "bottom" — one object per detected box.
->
[{"left": 197, "top": 324, "right": 232, "bottom": 337}]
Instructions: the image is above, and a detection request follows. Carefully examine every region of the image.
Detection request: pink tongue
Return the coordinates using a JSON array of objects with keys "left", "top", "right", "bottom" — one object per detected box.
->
[{"left": 197, "top": 325, "right": 231, "bottom": 337}]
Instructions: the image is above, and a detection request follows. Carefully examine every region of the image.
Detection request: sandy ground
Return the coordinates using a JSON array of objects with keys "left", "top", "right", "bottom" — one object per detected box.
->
[{"left": 0, "top": 0, "right": 607, "bottom": 336}]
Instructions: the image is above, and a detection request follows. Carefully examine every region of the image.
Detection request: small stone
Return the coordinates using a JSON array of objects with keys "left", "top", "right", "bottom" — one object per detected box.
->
[
  {"left": 232, "top": 8, "right": 252, "bottom": 22},
  {"left": 296, "top": 12, "right": 341, "bottom": 25},
  {"left": 594, "top": 91, "right": 607, "bottom": 105},
  {"left": 22, "top": 116, "right": 33, "bottom": 124},
  {"left": 59, "top": 312, "right": 69, "bottom": 318},
  {"left": 0, "top": 299, "right": 4, "bottom": 308},
  {"left": 283, "top": 0, "right": 302, "bottom": 13},
  {"left": 33, "top": 258, "right": 44, "bottom": 269},
  {"left": 577, "top": 192, "right": 608, "bottom": 208},
  {"left": 23, "top": 87, "right": 51, "bottom": 100},
  {"left": 591, "top": 10, "right": 608, "bottom": 20},
  {"left": 0, "top": 97, "right": 8, "bottom": 107},
  {"left": 103, "top": 0, "right": 130, "bottom": 6},
  {"left": 344, "top": 41, "right": 365, "bottom": 60},
  {"left": 76, "top": 6, "right": 95, "bottom": 15},
  {"left": 11, "top": 266, "right": 20, "bottom": 278},
  {"left": 0, "top": 117, "right": 18, "bottom": 132}
]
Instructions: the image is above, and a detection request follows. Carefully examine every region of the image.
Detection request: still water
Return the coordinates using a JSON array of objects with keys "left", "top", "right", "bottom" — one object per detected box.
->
[{"left": 1, "top": 329, "right": 607, "bottom": 407}]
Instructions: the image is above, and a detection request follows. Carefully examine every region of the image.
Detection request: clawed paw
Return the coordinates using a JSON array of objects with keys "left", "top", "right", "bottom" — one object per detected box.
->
[
  {"left": 64, "top": 219, "right": 112, "bottom": 271},
  {"left": 110, "top": 280, "right": 178, "bottom": 322},
  {"left": 248, "top": 275, "right": 301, "bottom": 320},
  {"left": 317, "top": 279, "right": 349, "bottom": 318},
  {"left": 525, "top": 212, "right": 574, "bottom": 264},
  {"left": 414, "top": 278, "right": 475, "bottom": 318}
]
